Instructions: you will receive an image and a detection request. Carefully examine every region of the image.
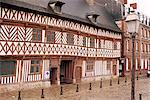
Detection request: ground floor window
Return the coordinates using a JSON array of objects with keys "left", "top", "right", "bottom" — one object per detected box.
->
[
  {"left": 30, "top": 60, "right": 42, "bottom": 74},
  {"left": 0, "top": 61, "right": 16, "bottom": 76},
  {"left": 86, "top": 60, "right": 94, "bottom": 71}
]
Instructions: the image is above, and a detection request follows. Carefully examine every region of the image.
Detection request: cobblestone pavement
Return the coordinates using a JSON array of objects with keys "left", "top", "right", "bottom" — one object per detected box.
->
[{"left": 0, "top": 76, "right": 150, "bottom": 100}]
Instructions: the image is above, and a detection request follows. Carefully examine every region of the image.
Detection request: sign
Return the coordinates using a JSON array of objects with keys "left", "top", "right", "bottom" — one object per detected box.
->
[{"left": 44, "top": 71, "right": 50, "bottom": 79}]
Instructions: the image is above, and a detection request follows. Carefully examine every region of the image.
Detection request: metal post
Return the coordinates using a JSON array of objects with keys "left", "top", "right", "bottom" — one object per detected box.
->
[
  {"left": 89, "top": 83, "right": 92, "bottom": 90},
  {"left": 18, "top": 91, "right": 21, "bottom": 100},
  {"left": 139, "top": 94, "right": 142, "bottom": 100},
  {"left": 100, "top": 79, "right": 102, "bottom": 88},
  {"left": 131, "top": 33, "right": 136, "bottom": 100},
  {"left": 60, "top": 86, "right": 63, "bottom": 95},
  {"left": 76, "top": 84, "right": 79, "bottom": 92},
  {"left": 41, "top": 89, "right": 44, "bottom": 98}
]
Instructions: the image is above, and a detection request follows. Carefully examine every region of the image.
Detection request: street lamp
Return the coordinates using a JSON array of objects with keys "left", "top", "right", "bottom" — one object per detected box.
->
[{"left": 126, "top": 12, "right": 140, "bottom": 100}]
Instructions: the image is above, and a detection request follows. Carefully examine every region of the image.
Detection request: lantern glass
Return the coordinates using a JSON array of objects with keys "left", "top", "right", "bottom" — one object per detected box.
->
[{"left": 126, "top": 13, "right": 140, "bottom": 33}]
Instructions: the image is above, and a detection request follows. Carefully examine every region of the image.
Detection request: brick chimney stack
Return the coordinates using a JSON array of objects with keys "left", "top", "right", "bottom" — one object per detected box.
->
[
  {"left": 130, "top": 3, "right": 137, "bottom": 9},
  {"left": 118, "top": 0, "right": 127, "bottom": 4}
]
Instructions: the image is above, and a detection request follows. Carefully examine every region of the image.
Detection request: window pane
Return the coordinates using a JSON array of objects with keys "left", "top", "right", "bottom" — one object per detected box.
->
[
  {"left": 90, "top": 38, "right": 95, "bottom": 48},
  {"left": 0, "top": 61, "right": 16, "bottom": 75},
  {"left": 32, "top": 29, "right": 42, "bottom": 42},
  {"left": 83, "top": 37, "right": 86, "bottom": 46},
  {"left": 30, "top": 66, "right": 34, "bottom": 73},
  {"left": 36, "top": 66, "right": 39, "bottom": 72},
  {"left": 46, "top": 32, "right": 55, "bottom": 43}
]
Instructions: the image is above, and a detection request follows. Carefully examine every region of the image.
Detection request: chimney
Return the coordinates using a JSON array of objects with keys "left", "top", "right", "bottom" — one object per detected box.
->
[
  {"left": 130, "top": 3, "right": 137, "bottom": 9},
  {"left": 118, "top": 0, "right": 127, "bottom": 4}
]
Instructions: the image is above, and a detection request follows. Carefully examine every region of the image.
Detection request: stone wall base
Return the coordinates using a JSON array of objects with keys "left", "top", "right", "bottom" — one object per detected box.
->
[
  {"left": 0, "top": 81, "right": 51, "bottom": 93},
  {"left": 81, "top": 75, "right": 115, "bottom": 83}
]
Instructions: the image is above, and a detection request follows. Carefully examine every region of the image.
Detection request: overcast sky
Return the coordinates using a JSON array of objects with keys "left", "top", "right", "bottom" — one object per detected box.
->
[{"left": 128, "top": 0, "right": 150, "bottom": 16}]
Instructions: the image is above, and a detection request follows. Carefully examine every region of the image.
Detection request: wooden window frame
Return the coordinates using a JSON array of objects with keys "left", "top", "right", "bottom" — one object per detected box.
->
[
  {"left": 67, "top": 33, "right": 74, "bottom": 45},
  {"left": 83, "top": 36, "right": 86, "bottom": 47},
  {"left": 32, "top": 28, "right": 42, "bottom": 42},
  {"left": 86, "top": 60, "right": 94, "bottom": 71},
  {"left": 90, "top": 37, "right": 95, "bottom": 48},
  {"left": 0, "top": 60, "right": 16, "bottom": 76},
  {"left": 30, "top": 60, "right": 42, "bottom": 74},
  {"left": 46, "top": 31, "right": 55, "bottom": 43}
]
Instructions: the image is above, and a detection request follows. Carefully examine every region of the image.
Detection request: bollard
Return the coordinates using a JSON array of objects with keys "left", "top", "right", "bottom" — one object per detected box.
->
[
  {"left": 137, "top": 75, "right": 138, "bottom": 80},
  {"left": 139, "top": 94, "right": 142, "bottom": 100},
  {"left": 60, "top": 86, "right": 63, "bottom": 95},
  {"left": 110, "top": 78, "right": 112, "bottom": 86},
  {"left": 76, "top": 84, "right": 79, "bottom": 92},
  {"left": 118, "top": 77, "right": 120, "bottom": 85},
  {"left": 125, "top": 77, "right": 127, "bottom": 83},
  {"left": 41, "top": 89, "right": 44, "bottom": 98},
  {"left": 89, "top": 83, "right": 92, "bottom": 90},
  {"left": 18, "top": 91, "right": 21, "bottom": 100},
  {"left": 100, "top": 79, "right": 102, "bottom": 88}
]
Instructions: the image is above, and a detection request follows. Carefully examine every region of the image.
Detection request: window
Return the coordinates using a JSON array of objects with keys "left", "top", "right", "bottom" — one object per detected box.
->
[
  {"left": 86, "top": 60, "right": 94, "bottom": 71},
  {"left": 46, "top": 31, "right": 55, "bottom": 43},
  {"left": 32, "top": 29, "right": 42, "bottom": 42},
  {"left": 90, "top": 37, "right": 95, "bottom": 48},
  {"left": 83, "top": 36, "right": 86, "bottom": 46},
  {"left": 107, "top": 61, "right": 111, "bottom": 73},
  {"left": 0, "top": 61, "right": 16, "bottom": 76},
  {"left": 67, "top": 33, "right": 74, "bottom": 45},
  {"left": 99, "top": 39, "right": 101, "bottom": 48},
  {"left": 30, "top": 60, "right": 42, "bottom": 74},
  {"left": 114, "top": 42, "right": 117, "bottom": 50}
]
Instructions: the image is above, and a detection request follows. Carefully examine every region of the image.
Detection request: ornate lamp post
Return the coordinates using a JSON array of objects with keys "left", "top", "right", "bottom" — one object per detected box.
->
[{"left": 126, "top": 12, "right": 140, "bottom": 100}]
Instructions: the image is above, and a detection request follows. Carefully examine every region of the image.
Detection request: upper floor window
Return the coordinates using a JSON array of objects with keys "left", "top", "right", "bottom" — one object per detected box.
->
[
  {"left": 90, "top": 37, "right": 95, "bottom": 48},
  {"left": 30, "top": 60, "right": 42, "bottom": 74},
  {"left": 83, "top": 36, "right": 86, "bottom": 47},
  {"left": 32, "top": 29, "right": 42, "bottom": 42},
  {"left": 99, "top": 39, "right": 101, "bottom": 48},
  {"left": 0, "top": 61, "right": 16, "bottom": 76},
  {"left": 114, "top": 42, "right": 117, "bottom": 50},
  {"left": 46, "top": 31, "right": 55, "bottom": 43},
  {"left": 67, "top": 33, "right": 74, "bottom": 45}
]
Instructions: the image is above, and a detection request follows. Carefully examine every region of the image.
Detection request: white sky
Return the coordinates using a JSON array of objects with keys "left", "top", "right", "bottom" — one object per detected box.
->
[{"left": 128, "top": 0, "right": 150, "bottom": 16}]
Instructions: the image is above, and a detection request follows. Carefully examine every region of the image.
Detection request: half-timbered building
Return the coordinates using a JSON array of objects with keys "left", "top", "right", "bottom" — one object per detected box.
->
[{"left": 0, "top": 0, "right": 122, "bottom": 89}]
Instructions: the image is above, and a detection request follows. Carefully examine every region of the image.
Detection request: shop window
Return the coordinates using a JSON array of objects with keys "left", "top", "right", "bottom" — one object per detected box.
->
[
  {"left": 0, "top": 61, "right": 16, "bottom": 76},
  {"left": 46, "top": 31, "right": 55, "bottom": 43},
  {"left": 86, "top": 60, "right": 94, "bottom": 71},
  {"left": 30, "top": 60, "right": 42, "bottom": 74},
  {"left": 32, "top": 29, "right": 42, "bottom": 42}
]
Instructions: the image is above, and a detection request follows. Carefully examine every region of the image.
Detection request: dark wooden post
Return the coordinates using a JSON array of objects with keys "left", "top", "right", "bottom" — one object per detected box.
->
[
  {"left": 18, "top": 91, "right": 21, "bottom": 100},
  {"left": 76, "top": 84, "right": 79, "bottom": 92},
  {"left": 89, "top": 83, "right": 92, "bottom": 90},
  {"left": 41, "top": 89, "right": 44, "bottom": 98},
  {"left": 60, "top": 86, "right": 63, "bottom": 95}
]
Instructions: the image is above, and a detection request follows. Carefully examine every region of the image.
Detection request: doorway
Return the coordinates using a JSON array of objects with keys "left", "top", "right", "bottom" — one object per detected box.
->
[
  {"left": 60, "top": 60, "right": 73, "bottom": 84},
  {"left": 50, "top": 68, "right": 57, "bottom": 84}
]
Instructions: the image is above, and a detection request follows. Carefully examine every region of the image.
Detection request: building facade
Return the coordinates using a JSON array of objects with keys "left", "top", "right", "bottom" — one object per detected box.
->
[
  {"left": 0, "top": 0, "right": 122, "bottom": 90},
  {"left": 117, "top": 0, "right": 150, "bottom": 75}
]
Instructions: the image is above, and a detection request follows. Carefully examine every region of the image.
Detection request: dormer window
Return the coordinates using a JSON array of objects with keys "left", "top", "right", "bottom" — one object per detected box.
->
[
  {"left": 86, "top": 13, "right": 99, "bottom": 24},
  {"left": 48, "top": 1, "right": 65, "bottom": 14}
]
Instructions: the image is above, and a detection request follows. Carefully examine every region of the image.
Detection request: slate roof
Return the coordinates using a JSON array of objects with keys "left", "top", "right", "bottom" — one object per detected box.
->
[{"left": 0, "top": 0, "right": 122, "bottom": 33}]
